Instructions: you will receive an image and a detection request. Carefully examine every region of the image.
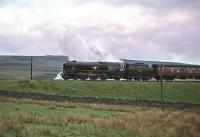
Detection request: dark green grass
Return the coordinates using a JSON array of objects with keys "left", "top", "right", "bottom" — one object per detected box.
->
[{"left": 0, "top": 80, "right": 200, "bottom": 104}]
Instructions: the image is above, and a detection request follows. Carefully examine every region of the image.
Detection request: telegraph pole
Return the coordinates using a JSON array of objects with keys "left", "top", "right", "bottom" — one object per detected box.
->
[{"left": 30, "top": 56, "right": 33, "bottom": 80}]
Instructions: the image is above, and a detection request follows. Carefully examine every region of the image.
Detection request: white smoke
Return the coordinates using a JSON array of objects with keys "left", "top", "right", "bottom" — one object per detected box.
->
[
  {"left": 101, "top": 54, "right": 123, "bottom": 62},
  {"left": 54, "top": 71, "right": 64, "bottom": 80},
  {"left": 90, "top": 46, "right": 123, "bottom": 62}
]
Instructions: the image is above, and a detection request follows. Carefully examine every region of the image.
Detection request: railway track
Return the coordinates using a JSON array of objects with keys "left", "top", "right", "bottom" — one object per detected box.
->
[
  {"left": 0, "top": 90, "right": 200, "bottom": 109},
  {"left": 64, "top": 79, "right": 200, "bottom": 82}
]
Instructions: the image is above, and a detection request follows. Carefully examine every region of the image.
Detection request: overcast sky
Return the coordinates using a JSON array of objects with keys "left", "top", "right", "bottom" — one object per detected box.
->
[{"left": 0, "top": 0, "right": 200, "bottom": 64}]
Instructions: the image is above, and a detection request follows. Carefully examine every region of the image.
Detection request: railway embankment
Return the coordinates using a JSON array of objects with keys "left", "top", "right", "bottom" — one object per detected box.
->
[{"left": 0, "top": 80, "right": 200, "bottom": 104}]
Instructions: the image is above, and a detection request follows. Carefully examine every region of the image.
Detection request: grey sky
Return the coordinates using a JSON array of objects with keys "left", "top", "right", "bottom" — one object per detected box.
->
[{"left": 0, "top": 0, "right": 199, "bottom": 64}]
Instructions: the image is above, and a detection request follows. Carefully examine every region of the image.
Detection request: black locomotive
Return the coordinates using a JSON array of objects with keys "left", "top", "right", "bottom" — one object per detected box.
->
[
  {"left": 62, "top": 61, "right": 200, "bottom": 81},
  {"left": 62, "top": 61, "right": 125, "bottom": 80}
]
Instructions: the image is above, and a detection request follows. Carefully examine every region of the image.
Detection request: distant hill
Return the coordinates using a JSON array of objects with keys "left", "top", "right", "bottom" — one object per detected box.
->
[{"left": 0, "top": 55, "right": 68, "bottom": 80}]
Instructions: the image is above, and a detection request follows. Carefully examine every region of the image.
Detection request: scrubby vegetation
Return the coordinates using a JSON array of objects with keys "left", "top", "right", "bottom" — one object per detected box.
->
[
  {"left": 0, "top": 97, "right": 199, "bottom": 137},
  {"left": 0, "top": 80, "right": 200, "bottom": 104}
]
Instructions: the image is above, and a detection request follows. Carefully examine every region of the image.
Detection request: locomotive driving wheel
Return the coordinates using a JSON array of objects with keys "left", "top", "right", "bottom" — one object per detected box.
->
[
  {"left": 80, "top": 76, "right": 87, "bottom": 80},
  {"left": 100, "top": 76, "right": 107, "bottom": 81},
  {"left": 89, "top": 76, "right": 98, "bottom": 80},
  {"left": 114, "top": 77, "right": 121, "bottom": 81}
]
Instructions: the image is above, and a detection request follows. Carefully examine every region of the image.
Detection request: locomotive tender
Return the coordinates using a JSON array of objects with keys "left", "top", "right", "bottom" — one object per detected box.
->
[{"left": 62, "top": 61, "right": 200, "bottom": 81}]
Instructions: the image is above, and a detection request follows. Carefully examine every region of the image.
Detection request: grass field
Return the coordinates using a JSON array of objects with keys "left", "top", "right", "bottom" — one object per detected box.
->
[
  {"left": 0, "top": 80, "right": 200, "bottom": 104},
  {"left": 0, "top": 97, "right": 199, "bottom": 137}
]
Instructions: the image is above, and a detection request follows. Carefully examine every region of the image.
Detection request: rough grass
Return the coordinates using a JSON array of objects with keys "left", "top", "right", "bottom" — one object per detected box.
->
[
  {"left": 0, "top": 80, "right": 200, "bottom": 104},
  {"left": 0, "top": 97, "right": 200, "bottom": 137}
]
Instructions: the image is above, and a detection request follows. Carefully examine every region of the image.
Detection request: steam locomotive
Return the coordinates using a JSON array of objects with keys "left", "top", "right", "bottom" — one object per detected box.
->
[{"left": 62, "top": 61, "right": 200, "bottom": 81}]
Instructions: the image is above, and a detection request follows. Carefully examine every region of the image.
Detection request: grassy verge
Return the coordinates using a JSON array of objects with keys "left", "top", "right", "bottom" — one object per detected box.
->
[
  {"left": 0, "top": 97, "right": 200, "bottom": 137},
  {"left": 0, "top": 80, "right": 200, "bottom": 104}
]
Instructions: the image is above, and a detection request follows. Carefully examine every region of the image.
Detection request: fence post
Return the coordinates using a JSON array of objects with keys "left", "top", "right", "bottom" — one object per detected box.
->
[
  {"left": 160, "top": 64, "right": 163, "bottom": 101},
  {"left": 160, "top": 64, "right": 164, "bottom": 110},
  {"left": 30, "top": 56, "right": 33, "bottom": 80}
]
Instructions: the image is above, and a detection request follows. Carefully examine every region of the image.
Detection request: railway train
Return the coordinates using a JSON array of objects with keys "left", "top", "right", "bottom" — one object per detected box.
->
[{"left": 62, "top": 61, "right": 200, "bottom": 81}]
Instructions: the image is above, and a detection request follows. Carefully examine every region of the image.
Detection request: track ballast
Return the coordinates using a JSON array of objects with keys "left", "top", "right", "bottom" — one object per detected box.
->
[{"left": 0, "top": 90, "right": 199, "bottom": 109}]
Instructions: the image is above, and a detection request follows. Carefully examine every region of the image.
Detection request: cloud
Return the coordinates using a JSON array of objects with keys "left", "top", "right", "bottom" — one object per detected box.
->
[
  {"left": 103, "top": 0, "right": 200, "bottom": 9},
  {"left": 0, "top": 0, "right": 200, "bottom": 64}
]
